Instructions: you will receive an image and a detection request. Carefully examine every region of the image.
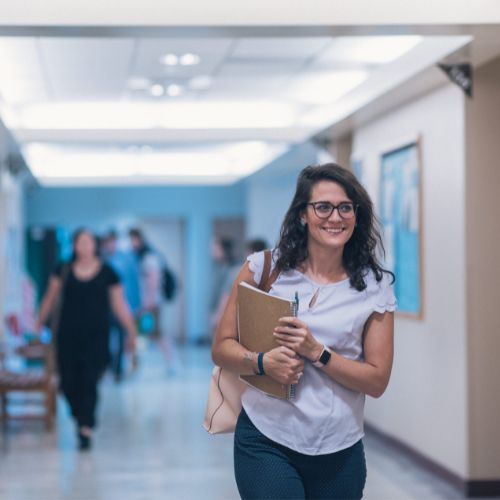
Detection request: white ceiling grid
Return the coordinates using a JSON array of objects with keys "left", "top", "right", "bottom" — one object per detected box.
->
[{"left": 0, "top": 34, "right": 476, "bottom": 185}]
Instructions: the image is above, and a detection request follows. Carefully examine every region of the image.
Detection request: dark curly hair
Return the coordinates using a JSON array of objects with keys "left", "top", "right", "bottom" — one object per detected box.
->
[{"left": 274, "top": 163, "right": 394, "bottom": 291}]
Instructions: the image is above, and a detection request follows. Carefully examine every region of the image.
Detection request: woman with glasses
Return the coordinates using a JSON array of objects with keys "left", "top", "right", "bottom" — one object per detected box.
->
[{"left": 212, "top": 163, "right": 396, "bottom": 499}]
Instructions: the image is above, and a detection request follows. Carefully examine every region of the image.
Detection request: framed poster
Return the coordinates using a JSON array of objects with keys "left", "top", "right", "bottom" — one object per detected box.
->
[{"left": 380, "top": 140, "right": 423, "bottom": 318}]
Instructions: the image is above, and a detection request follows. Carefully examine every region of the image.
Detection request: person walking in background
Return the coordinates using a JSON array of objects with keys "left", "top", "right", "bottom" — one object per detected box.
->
[
  {"left": 212, "top": 238, "right": 268, "bottom": 331},
  {"left": 212, "top": 164, "right": 396, "bottom": 499},
  {"left": 128, "top": 228, "right": 163, "bottom": 340},
  {"left": 245, "top": 238, "right": 268, "bottom": 255},
  {"left": 207, "top": 236, "right": 237, "bottom": 342},
  {"left": 101, "top": 229, "right": 141, "bottom": 381},
  {"left": 36, "top": 228, "right": 138, "bottom": 450},
  {"left": 224, "top": 238, "right": 268, "bottom": 298}
]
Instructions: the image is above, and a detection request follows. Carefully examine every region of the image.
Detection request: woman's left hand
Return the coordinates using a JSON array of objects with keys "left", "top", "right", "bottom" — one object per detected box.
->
[
  {"left": 126, "top": 332, "right": 138, "bottom": 354},
  {"left": 273, "top": 317, "right": 323, "bottom": 362}
]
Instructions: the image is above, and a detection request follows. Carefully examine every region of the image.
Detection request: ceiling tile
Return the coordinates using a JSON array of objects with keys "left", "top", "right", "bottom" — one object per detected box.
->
[
  {"left": 217, "top": 60, "right": 302, "bottom": 79},
  {"left": 231, "top": 37, "right": 332, "bottom": 59},
  {"left": 201, "top": 75, "right": 288, "bottom": 99},
  {"left": 39, "top": 38, "right": 135, "bottom": 100}
]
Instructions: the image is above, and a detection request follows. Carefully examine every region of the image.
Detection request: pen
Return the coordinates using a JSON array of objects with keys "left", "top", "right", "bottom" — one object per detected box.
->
[{"left": 290, "top": 291, "right": 301, "bottom": 399}]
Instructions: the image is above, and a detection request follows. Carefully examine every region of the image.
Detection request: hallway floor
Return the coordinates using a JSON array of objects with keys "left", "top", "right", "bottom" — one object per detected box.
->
[{"left": 0, "top": 344, "right": 483, "bottom": 499}]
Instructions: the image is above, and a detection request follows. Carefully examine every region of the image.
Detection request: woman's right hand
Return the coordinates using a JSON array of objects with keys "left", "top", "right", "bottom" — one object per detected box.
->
[{"left": 263, "top": 347, "right": 304, "bottom": 385}]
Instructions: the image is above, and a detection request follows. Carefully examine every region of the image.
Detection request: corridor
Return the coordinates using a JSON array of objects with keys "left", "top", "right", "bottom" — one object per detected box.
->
[{"left": 0, "top": 345, "right": 467, "bottom": 500}]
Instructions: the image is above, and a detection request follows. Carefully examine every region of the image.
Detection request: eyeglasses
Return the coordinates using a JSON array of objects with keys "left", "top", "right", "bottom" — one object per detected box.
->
[{"left": 307, "top": 201, "right": 358, "bottom": 220}]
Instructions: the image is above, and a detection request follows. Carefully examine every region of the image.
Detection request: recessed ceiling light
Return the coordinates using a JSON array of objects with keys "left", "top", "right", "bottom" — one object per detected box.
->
[
  {"left": 160, "top": 53, "right": 179, "bottom": 66},
  {"left": 127, "top": 77, "right": 151, "bottom": 90},
  {"left": 188, "top": 76, "right": 212, "bottom": 90},
  {"left": 150, "top": 84, "right": 165, "bottom": 97},
  {"left": 166, "top": 84, "right": 183, "bottom": 97},
  {"left": 180, "top": 53, "right": 201, "bottom": 66}
]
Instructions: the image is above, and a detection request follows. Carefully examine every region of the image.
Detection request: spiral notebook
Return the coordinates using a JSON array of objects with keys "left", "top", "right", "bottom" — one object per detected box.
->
[{"left": 237, "top": 282, "right": 298, "bottom": 400}]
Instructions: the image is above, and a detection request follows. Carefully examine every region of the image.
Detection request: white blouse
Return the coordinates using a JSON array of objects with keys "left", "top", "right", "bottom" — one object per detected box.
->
[{"left": 241, "top": 250, "right": 397, "bottom": 456}]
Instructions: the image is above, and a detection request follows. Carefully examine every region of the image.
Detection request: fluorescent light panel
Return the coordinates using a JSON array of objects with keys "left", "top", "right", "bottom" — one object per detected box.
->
[
  {"left": 24, "top": 142, "right": 288, "bottom": 185},
  {"left": 15, "top": 101, "right": 297, "bottom": 129},
  {"left": 287, "top": 70, "right": 369, "bottom": 105},
  {"left": 322, "top": 36, "right": 422, "bottom": 65}
]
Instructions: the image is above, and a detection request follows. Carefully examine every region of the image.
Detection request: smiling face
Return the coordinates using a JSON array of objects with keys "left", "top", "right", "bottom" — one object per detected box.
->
[{"left": 302, "top": 180, "right": 356, "bottom": 252}]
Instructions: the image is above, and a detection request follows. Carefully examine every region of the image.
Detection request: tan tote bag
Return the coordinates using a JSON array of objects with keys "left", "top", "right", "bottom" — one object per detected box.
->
[
  {"left": 203, "top": 250, "right": 279, "bottom": 434},
  {"left": 203, "top": 366, "right": 246, "bottom": 434}
]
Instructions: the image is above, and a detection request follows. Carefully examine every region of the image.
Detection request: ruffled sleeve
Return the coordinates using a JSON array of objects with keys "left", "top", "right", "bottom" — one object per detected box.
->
[
  {"left": 246, "top": 250, "right": 265, "bottom": 285},
  {"left": 373, "top": 272, "right": 397, "bottom": 313}
]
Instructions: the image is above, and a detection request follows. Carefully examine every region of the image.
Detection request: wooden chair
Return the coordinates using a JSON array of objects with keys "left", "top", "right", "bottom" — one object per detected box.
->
[{"left": 0, "top": 343, "right": 57, "bottom": 430}]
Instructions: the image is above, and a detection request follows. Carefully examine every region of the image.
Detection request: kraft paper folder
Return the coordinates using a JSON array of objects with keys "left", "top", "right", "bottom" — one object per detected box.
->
[{"left": 237, "top": 282, "right": 298, "bottom": 399}]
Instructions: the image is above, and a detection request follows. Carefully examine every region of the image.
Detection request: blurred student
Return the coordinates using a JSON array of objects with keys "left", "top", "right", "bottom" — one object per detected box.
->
[
  {"left": 212, "top": 238, "right": 269, "bottom": 330},
  {"left": 101, "top": 230, "right": 141, "bottom": 381},
  {"left": 207, "top": 237, "right": 237, "bottom": 341},
  {"left": 128, "top": 228, "right": 163, "bottom": 339},
  {"left": 36, "top": 228, "right": 138, "bottom": 450}
]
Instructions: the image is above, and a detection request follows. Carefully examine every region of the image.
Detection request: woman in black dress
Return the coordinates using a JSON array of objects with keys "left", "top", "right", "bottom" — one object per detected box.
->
[{"left": 36, "top": 228, "right": 138, "bottom": 450}]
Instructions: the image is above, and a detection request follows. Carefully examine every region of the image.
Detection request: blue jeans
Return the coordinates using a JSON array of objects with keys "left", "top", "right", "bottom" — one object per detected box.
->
[{"left": 234, "top": 409, "right": 366, "bottom": 500}]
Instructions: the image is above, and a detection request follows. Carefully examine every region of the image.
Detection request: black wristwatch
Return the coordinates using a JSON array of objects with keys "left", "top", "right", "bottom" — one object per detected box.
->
[{"left": 312, "top": 345, "right": 332, "bottom": 368}]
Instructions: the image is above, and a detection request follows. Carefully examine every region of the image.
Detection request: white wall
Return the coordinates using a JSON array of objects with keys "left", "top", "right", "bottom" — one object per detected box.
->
[
  {"left": 0, "top": 170, "right": 8, "bottom": 339},
  {"left": 0, "top": 126, "right": 25, "bottom": 340},
  {"left": 352, "top": 84, "right": 468, "bottom": 477},
  {"left": 0, "top": 171, "right": 24, "bottom": 314},
  {"left": 465, "top": 56, "right": 500, "bottom": 480},
  {"left": 1, "top": 0, "right": 499, "bottom": 27}
]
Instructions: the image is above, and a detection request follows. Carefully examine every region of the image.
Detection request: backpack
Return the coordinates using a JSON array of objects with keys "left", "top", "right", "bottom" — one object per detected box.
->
[{"left": 162, "top": 266, "right": 177, "bottom": 301}]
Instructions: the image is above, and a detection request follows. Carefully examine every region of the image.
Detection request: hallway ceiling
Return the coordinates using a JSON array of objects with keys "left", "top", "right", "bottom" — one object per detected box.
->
[{"left": 0, "top": 33, "right": 486, "bottom": 185}]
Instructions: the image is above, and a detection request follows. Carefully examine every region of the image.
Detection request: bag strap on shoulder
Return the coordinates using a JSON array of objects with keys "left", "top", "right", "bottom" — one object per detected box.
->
[{"left": 258, "top": 250, "right": 280, "bottom": 293}]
